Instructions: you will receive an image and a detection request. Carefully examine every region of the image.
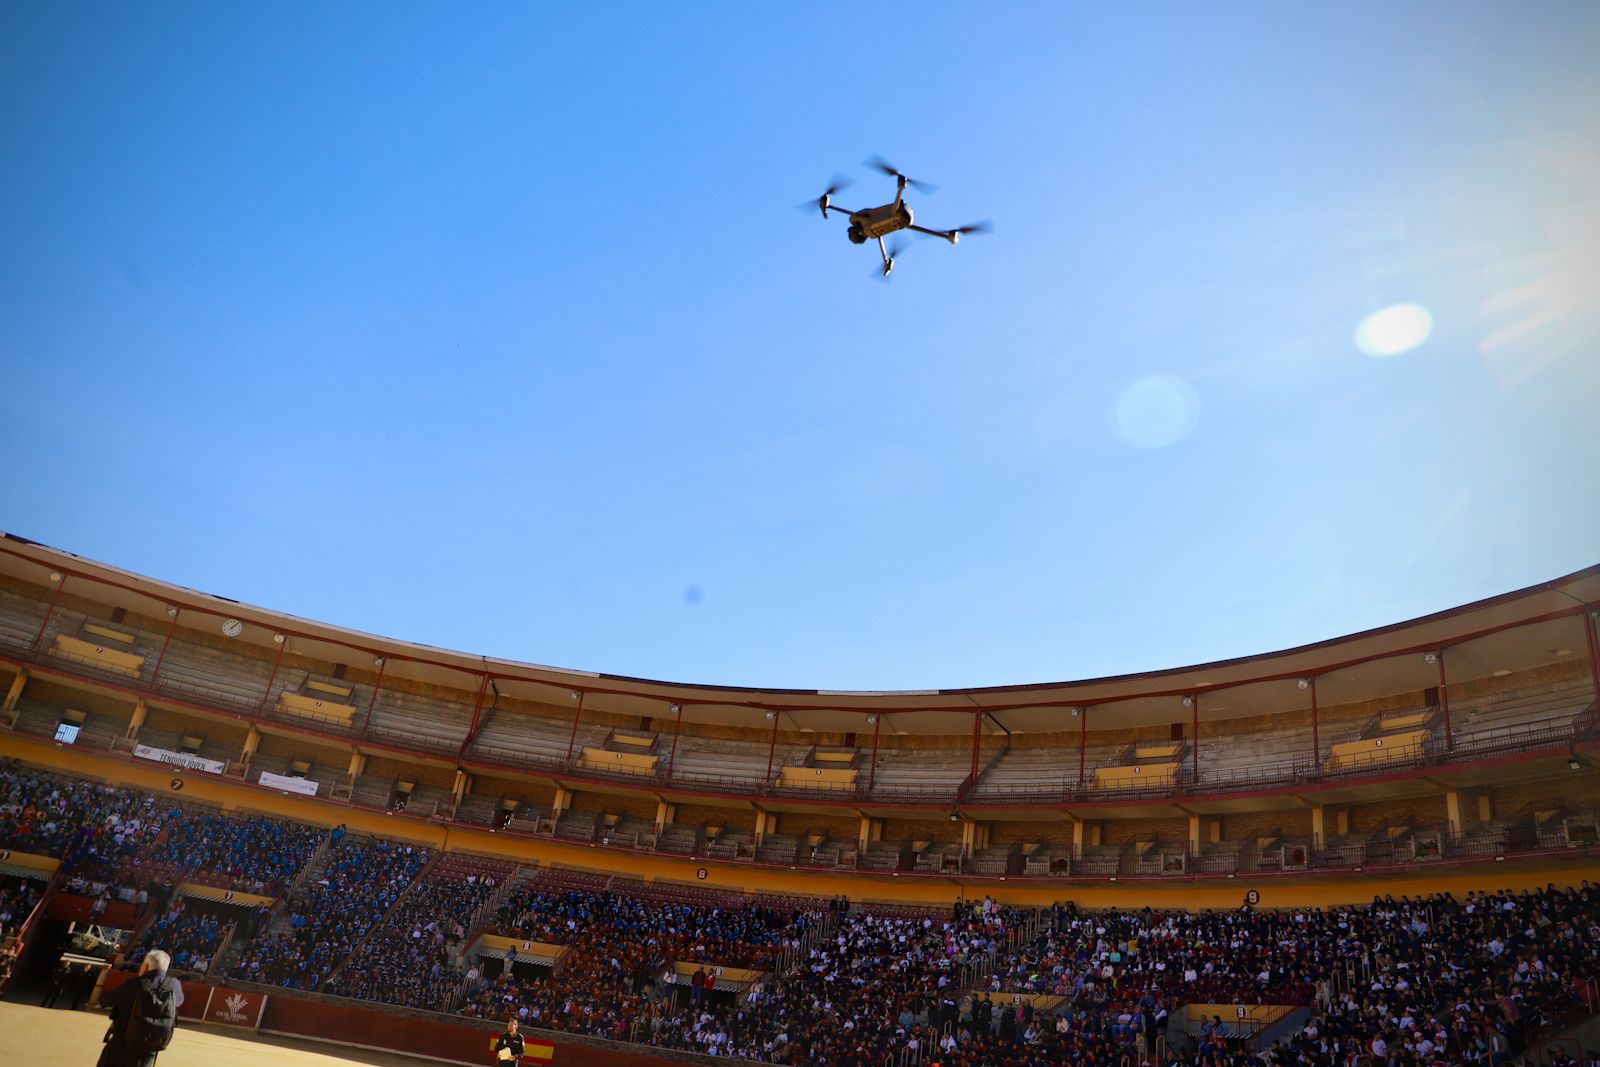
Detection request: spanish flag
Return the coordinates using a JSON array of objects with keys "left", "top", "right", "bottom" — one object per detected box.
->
[{"left": 489, "top": 1035, "right": 556, "bottom": 1062}]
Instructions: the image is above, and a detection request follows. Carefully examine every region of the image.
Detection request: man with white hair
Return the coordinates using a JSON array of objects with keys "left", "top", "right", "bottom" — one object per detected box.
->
[{"left": 98, "top": 949, "right": 185, "bottom": 1067}]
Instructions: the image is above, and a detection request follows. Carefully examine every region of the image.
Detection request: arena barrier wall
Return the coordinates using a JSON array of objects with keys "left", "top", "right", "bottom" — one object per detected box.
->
[
  {"left": 255, "top": 991, "right": 663, "bottom": 1067},
  {"left": 100, "top": 971, "right": 227, "bottom": 1024}
]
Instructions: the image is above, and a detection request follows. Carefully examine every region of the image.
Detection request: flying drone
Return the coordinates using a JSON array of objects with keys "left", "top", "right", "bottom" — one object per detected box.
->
[{"left": 808, "top": 156, "right": 991, "bottom": 277}]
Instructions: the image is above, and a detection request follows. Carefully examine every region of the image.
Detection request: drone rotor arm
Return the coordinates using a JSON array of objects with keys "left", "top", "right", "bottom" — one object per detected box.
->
[{"left": 907, "top": 223, "right": 959, "bottom": 244}]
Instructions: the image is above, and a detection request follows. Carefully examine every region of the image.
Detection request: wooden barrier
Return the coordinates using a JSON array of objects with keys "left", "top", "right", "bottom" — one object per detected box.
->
[
  {"left": 176, "top": 883, "right": 275, "bottom": 908},
  {"left": 0, "top": 848, "right": 61, "bottom": 876},
  {"left": 1326, "top": 730, "right": 1427, "bottom": 771},
  {"left": 50, "top": 635, "right": 144, "bottom": 677},
  {"left": 258, "top": 992, "right": 663, "bottom": 1067},
  {"left": 99, "top": 971, "right": 217, "bottom": 1023},
  {"left": 470, "top": 934, "right": 568, "bottom": 965},
  {"left": 974, "top": 991, "right": 1068, "bottom": 1012},
  {"left": 275, "top": 691, "right": 357, "bottom": 725},
  {"left": 81, "top": 623, "right": 136, "bottom": 646},
  {"left": 577, "top": 747, "right": 658, "bottom": 774},
  {"left": 49, "top": 893, "right": 141, "bottom": 930},
  {"left": 668, "top": 961, "right": 765, "bottom": 984},
  {"left": 777, "top": 766, "right": 858, "bottom": 789},
  {"left": 1091, "top": 762, "right": 1178, "bottom": 789}
]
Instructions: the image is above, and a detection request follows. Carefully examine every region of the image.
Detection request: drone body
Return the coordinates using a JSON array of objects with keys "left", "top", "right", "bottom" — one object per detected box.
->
[{"left": 811, "top": 157, "right": 990, "bottom": 276}]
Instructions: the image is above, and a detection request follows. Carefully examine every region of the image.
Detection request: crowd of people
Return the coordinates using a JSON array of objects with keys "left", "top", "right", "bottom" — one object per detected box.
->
[
  {"left": 329, "top": 863, "right": 503, "bottom": 1008},
  {"left": 446, "top": 883, "right": 1600, "bottom": 1067},
  {"left": 456, "top": 882, "right": 829, "bottom": 1035},
  {"left": 228, "top": 835, "right": 429, "bottom": 990},
  {"left": 488, "top": 882, "right": 802, "bottom": 966},
  {"left": 0, "top": 873, "right": 42, "bottom": 991},
  {"left": 128, "top": 895, "right": 266, "bottom": 977},
  {"left": 4, "top": 759, "right": 1599, "bottom": 1067},
  {"left": 0, "top": 873, "right": 41, "bottom": 942},
  {"left": 139, "top": 808, "right": 324, "bottom": 895},
  {"left": 0, "top": 760, "right": 322, "bottom": 895}
]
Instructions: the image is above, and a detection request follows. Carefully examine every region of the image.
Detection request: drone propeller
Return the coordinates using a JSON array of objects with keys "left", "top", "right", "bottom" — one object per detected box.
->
[
  {"left": 798, "top": 174, "right": 854, "bottom": 217},
  {"left": 949, "top": 220, "right": 993, "bottom": 236},
  {"left": 865, "top": 155, "right": 937, "bottom": 194}
]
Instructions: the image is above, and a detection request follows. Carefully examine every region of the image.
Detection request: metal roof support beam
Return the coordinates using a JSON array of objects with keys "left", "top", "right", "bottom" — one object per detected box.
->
[
  {"left": 665, "top": 702, "right": 684, "bottom": 782},
  {"left": 866, "top": 713, "right": 882, "bottom": 795},
  {"left": 968, "top": 710, "right": 982, "bottom": 785},
  {"left": 1077, "top": 706, "right": 1088, "bottom": 791},
  {"left": 1310, "top": 676, "right": 1321, "bottom": 772},
  {"left": 564, "top": 691, "right": 585, "bottom": 765},
  {"left": 1585, "top": 607, "right": 1600, "bottom": 707},
  {"left": 763, "top": 711, "right": 780, "bottom": 785},
  {"left": 29, "top": 573, "right": 66, "bottom": 653},
  {"left": 147, "top": 605, "right": 180, "bottom": 693},
  {"left": 1192, "top": 696, "right": 1200, "bottom": 783},
  {"left": 1436, "top": 650, "right": 1452, "bottom": 751},
  {"left": 364, "top": 655, "right": 388, "bottom": 726},
  {"left": 256, "top": 632, "right": 288, "bottom": 714},
  {"left": 457, "top": 673, "right": 493, "bottom": 761}
]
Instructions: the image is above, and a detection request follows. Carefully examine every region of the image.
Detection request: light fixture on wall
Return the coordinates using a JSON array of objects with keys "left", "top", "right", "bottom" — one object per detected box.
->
[
  {"left": 373, "top": 656, "right": 385, "bottom": 667},
  {"left": 49, "top": 572, "right": 62, "bottom": 583},
  {"left": 949, "top": 811, "right": 959, "bottom": 822},
  {"left": 765, "top": 711, "right": 775, "bottom": 720},
  {"left": 165, "top": 606, "right": 179, "bottom": 618},
  {"left": 272, "top": 633, "right": 285, "bottom": 644},
  {"left": 1071, "top": 707, "right": 1082, "bottom": 718},
  {"left": 1297, "top": 678, "right": 1310, "bottom": 691},
  {"left": 1181, "top": 696, "right": 1193, "bottom": 708},
  {"left": 1570, "top": 755, "right": 1584, "bottom": 771},
  {"left": 671, "top": 704, "right": 681, "bottom": 715},
  {"left": 1423, "top": 652, "right": 1438, "bottom": 665},
  {"left": 866, "top": 715, "right": 876, "bottom": 725},
  {"left": 569, "top": 691, "right": 580, "bottom": 701}
]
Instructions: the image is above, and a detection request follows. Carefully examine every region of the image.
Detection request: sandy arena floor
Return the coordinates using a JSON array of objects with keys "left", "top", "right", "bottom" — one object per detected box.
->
[{"left": 0, "top": 1000, "right": 450, "bottom": 1067}]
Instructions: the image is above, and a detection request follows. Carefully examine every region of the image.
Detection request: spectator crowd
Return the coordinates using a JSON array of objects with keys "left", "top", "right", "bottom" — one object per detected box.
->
[
  {"left": 0, "top": 759, "right": 321, "bottom": 895},
  {"left": 4, "top": 760, "right": 1599, "bottom": 1067},
  {"left": 330, "top": 860, "right": 506, "bottom": 1008},
  {"left": 230, "top": 835, "right": 429, "bottom": 990}
]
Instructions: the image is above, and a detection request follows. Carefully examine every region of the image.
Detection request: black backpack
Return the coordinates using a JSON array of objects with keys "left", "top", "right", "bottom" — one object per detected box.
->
[{"left": 124, "top": 976, "right": 178, "bottom": 1054}]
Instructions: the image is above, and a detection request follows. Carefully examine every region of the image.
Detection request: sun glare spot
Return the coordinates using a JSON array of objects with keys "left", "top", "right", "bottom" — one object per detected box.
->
[
  {"left": 1110, "top": 376, "right": 1200, "bottom": 450},
  {"left": 1355, "top": 303, "right": 1433, "bottom": 357}
]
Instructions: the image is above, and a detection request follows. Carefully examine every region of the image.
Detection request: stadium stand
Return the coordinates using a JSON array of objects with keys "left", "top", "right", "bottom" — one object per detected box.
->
[
  {"left": 2, "top": 546, "right": 1599, "bottom": 1067},
  {"left": 228, "top": 831, "right": 430, "bottom": 990}
]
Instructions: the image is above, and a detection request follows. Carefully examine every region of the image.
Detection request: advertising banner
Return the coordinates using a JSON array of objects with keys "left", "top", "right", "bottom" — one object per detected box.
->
[
  {"left": 258, "top": 771, "right": 320, "bottom": 796},
  {"left": 133, "top": 744, "right": 226, "bottom": 775}
]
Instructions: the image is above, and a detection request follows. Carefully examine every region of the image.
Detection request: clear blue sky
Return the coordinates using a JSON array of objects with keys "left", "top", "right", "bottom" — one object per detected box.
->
[{"left": 2, "top": 3, "right": 1596, "bottom": 690}]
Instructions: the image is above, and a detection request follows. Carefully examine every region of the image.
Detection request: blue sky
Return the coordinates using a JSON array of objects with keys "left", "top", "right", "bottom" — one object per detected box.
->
[{"left": 2, "top": 3, "right": 1596, "bottom": 690}]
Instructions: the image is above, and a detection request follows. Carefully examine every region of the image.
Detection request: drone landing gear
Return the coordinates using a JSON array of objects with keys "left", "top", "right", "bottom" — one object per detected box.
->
[{"left": 877, "top": 237, "right": 894, "bottom": 277}]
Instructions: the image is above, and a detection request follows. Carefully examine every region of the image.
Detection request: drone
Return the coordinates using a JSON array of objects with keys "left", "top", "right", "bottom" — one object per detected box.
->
[{"left": 808, "top": 156, "right": 991, "bottom": 277}]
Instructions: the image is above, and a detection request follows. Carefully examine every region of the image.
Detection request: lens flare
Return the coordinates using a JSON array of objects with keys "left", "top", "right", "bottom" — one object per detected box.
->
[
  {"left": 1355, "top": 303, "right": 1433, "bottom": 357},
  {"left": 1110, "top": 376, "right": 1200, "bottom": 449}
]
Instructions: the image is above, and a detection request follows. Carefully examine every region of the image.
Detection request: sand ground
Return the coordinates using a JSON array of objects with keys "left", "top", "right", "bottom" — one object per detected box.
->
[{"left": 0, "top": 1000, "right": 449, "bottom": 1067}]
